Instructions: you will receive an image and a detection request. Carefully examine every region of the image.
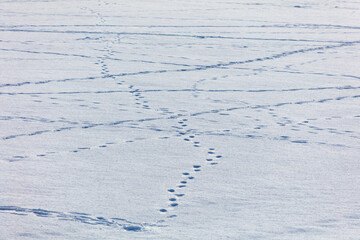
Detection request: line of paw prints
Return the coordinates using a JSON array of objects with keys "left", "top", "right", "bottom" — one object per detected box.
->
[
  {"left": 5, "top": 119, "right": 199, "bottom": 163},
  {"left": 93, "top": 43, "right": 157, "bottom": 114},
  {"left": 178, "top": 118, "right": 222, "bottom": 163},
  {"left": 6, "top": 135, "right": 168, "bottom": 162},
  {"left": 128, "top": 85, "right": 151, "bottom": 111},
  {"left": 6, "top": 133, "right": 180, "bottom": 163},
  {"left": 127, "top": 83, "right": 179, "bottom": 116},
  {"left": 125, "top": 84, "right": 178, "bottom": 117},
  {"left": 94, "top": 43, "right": 117, "bottom": 80},
  {"left": 159, "top": 118, "right": 223, "bottom": 217},
  {"left": 32, "top": 142, "right": 118, "bottom": 160},
  {"left": 267, "top": 109, "right": 360, "bottom": 138}
]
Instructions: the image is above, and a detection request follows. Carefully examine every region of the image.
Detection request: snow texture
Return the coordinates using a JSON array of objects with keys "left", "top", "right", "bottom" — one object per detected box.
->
[{"left": 1, "top": 0, "right": 360, "bottom": 239}]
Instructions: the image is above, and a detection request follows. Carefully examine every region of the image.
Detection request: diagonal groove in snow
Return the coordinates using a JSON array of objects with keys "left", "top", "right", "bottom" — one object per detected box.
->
[
  {"left": 2, "top": 85, "right": 360, "bottom": 95},
  {"left": 2, "top": 1, "right": 360, "bottom": 238},
  {"left": 2, "top": 93, "right": 359, "bottom": 141},
  {"left": 1, "top": 40, "right": 360, "bottom": 89},
  {"left": 202, "top": 131, "right": 359, "bottom": 150},
  {"left": 0, "top": 28, "right": 351, "bottom": 43},
  {"left": 0, "top": 48, "right": 195, "bottom": 67},
  {"left": 2, "top": 23, "right": 360, "bottom": 29}
]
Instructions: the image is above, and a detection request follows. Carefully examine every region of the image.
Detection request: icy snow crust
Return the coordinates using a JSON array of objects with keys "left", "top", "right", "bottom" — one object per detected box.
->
[{"left": 1, "top": 0, "right": 360, "bottom": 239}]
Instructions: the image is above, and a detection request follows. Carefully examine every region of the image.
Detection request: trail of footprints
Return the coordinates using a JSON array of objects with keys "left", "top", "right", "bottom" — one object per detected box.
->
[
  {"left": 6, "top": 136, "right": 154, "bottom": 162},
  {"left": 128, "top": 85, "right": 152, "bottom": 112},
  {"left": 90, "top": 33, "right": 226, "bottom": 219},
  {"left": 14, "top": 0, "right": 360, "bottom": 224},
  {"left": 159, "top": 118, "right": 223, "bottom": 217},
  {"left": 5, "top": 140, "right": 118, "bottom": 162},
  {"left": 267, "top": 108, "right": 360, "bottom": 140},
  {"left": 0, "top": 206, "right": 164, "bottom": 232}
]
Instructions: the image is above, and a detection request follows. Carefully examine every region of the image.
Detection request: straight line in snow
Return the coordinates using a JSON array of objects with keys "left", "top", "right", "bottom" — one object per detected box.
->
[{"left": 0, "top": 28, "right": 347, "bottom": 43}]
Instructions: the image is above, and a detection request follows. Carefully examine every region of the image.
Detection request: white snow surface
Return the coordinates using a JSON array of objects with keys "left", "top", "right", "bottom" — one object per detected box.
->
[{"left": 1, "top": 0, "right": 360, "bottom": 239}]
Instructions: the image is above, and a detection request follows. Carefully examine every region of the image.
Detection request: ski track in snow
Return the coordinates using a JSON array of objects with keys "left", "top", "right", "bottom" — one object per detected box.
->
[{"left": 1, "top": 0, "right": 360, "bottom": 239}]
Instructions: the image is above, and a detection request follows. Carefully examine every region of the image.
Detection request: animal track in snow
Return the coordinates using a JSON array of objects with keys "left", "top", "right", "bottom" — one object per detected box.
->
[
  {"left": 0, "top": 205, "right": 164, "bottom": 232},
  {"left": 159, "top": 117, "right": 224, "bottom": 216}
]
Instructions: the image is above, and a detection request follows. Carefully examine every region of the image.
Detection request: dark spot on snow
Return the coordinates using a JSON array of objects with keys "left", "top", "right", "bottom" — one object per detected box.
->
[
  {"left": 291, "top": 140, "right": 308, "bottom": 144},
  {"left": 123, "top": 225, "right": 142, "bottom": 232}
]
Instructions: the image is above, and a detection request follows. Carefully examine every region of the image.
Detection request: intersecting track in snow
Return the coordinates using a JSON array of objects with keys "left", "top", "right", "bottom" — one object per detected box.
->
[
  {"left": 1, "top": 39, "right": 359, "bottom": 89},
  {"left": 1, "top": 0, "right": 360, "bottom": 239}
]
